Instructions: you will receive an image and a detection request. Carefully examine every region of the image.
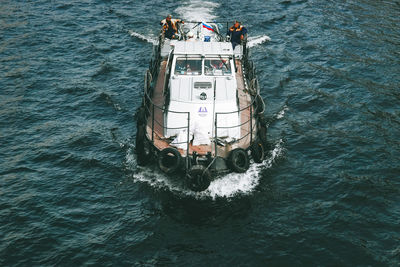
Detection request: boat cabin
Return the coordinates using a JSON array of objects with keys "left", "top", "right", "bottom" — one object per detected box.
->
[{"left": 165, "top": 41, "right": 241, "bottom": 146}]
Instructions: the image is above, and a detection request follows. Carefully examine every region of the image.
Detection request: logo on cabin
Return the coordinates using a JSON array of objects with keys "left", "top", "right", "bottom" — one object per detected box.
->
[{"left": 198, "top": 106, "right": 208, "bottom": 117}]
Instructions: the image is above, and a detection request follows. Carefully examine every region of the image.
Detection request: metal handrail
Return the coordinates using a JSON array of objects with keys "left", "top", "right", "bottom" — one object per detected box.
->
[
  {"left": 141, "top": 36, "right": 263, "bottom": 166},
  {"left": 152, "top": 130, "right": 188, "bottom": 145},
  {"left": 143, "top": 93, "right": 190, "bottom": 130},
  {"left": 215, "top": 91, "right": 258, "bottom": 114},
  {"left": 213, "top": 55, "right": 262, "bottom": 155},
  {"left": 216, "top": 117, "right": 251, "bottom": 129},
  {"left": 142, "top": 46, "right": 191, "bottom": 172}
]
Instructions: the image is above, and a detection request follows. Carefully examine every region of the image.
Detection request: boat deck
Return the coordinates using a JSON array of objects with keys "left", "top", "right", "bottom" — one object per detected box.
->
[{"left": 146, "top": 59, "right": 256, "bottom": 158}]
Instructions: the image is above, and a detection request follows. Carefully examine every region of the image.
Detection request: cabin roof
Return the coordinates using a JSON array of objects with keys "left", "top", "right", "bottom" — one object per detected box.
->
[{"left": 173, "top": 41, "right": 233, "bottom": 56}]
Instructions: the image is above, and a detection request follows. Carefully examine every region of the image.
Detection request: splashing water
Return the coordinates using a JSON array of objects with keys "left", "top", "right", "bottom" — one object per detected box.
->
[
  {"left": 175, "top": 0, "right": 220, "bottom": 22},
  {"left": 128, "top": 2, "right": 271, "bottom": 49},
  {"left": 247, "top": 35, "right": 271, "bottom": 48},
  {"left": 126, "top": 140, "right": 284, "bottom": 200},
  {"left": 128, "top": 0, "right": 219, "bottom": 44},
  {"left": 128, "top": 30, "right": 158, "bottom": 45}
]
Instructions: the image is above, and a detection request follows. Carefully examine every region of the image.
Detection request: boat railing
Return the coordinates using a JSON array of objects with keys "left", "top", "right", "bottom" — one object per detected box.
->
[
  {"left": 213, "top": 50, "right": 262, "bottom": 157},
  {"left": 141, "top": 36, "right": 263, "bottom": 167},
  {"left": 142, "top": 48, "right": 192, "bottom": 171},
  {"left": 142, "top": 86, "right": 191, "bottom": 171},
  {"left": 214, "top": 94, "right": 257, "bottom": 157}
]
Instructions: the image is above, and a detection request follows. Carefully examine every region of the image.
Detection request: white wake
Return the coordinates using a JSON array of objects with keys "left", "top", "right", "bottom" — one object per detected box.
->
[
  {"left": 126, "top": 140, "right": 284, "bottom": 200},
  {"left": 175, "top": 0, "right": 220, "bottom": 22},
  {"left": 129, "top": 1, "right": 271, "bottom": 48},
  {"left": 247, "top": 35, "right": 271, "bottom": 48},
  {"left": 128, "top": 30, "right": 158, "bottom": 45}
]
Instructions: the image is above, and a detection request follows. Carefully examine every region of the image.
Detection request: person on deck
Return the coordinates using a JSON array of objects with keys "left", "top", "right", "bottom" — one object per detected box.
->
[
  {"left": 160, "top": 15, "right": 184, "bottom": 39},
  {"left": 227, "top": 21, "right": 247, "bottom": 50}
]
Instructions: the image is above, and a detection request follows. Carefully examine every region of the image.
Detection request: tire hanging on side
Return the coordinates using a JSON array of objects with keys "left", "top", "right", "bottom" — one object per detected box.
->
[
  {"left": 255, "top": 94, "right": 264, "bottom": 114},
  {"left": 251, "top": 139, "right": 265, "bottom": 163},
  {"left": 257, "top": 114, "right": 268, "bottom": 150},
  {"left": 227, "top": 148, "right": 250, "bottom": 173},
  {"left": 186, "top": 165, "right": 211, "bottom": 192},
  {"left": 136, "top": 125, "right": 152, "bottom": 166},
  {"left": 135, "top": 106, "right": 146, "bottom": 128},
  {"left": 158, "top": 147, "right": 182, "bottom": 174}
]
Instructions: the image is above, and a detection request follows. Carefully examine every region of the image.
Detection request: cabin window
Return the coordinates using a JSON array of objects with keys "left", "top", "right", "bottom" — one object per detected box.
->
[
  {"left": 174, "top": 58, "right": 202, "bottom": 75},
  {"left": 204, "top": 58, "right": 231, "bottom": 76}
]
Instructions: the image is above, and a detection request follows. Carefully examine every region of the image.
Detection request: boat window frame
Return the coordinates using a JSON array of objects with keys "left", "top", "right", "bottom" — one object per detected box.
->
[
  {"left": 173, "top": 56, "right": 203, "bottom": 76},
  {"left": 171, "top": 55, "right": 234, "bottom": 77},
  {"left": 204, "top": 56, "right": 233, "bottom": 76}
]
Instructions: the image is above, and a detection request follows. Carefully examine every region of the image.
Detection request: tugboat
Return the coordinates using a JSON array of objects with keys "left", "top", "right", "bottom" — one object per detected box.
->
[{"left": 135, "top": 21, "right": 268, "bottom": 191}]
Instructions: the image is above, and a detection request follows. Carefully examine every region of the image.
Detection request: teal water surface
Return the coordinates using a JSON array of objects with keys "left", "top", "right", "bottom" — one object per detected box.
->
[{"left": 1, "top": 0, "right": 399, "bottom": 266}]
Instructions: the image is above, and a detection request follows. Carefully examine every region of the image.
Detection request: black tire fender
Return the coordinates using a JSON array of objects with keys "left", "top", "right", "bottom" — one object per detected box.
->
[
  {"left": 257, "top": 114, "right": 268, "bottom": 149},
  {"left": 135, "top": 106, "right": 147, "bottom": 127},
  {"left": 158, "top": 147, "right": 181, "bottom": 174},
  {"left": 255, "top": 94, "right": 264, "bottom": 114},
  {"left": 228, "top": 148, "right": 250, "bottom": 173},
  {"left": 251, "top": 139, "right": 265, "bottom": 163},
  {"left": 186, "top": 165, "right": 211, "bottom": 192},
  {"left": 136, "top": 125, "right": 151, "bottom": 166}
]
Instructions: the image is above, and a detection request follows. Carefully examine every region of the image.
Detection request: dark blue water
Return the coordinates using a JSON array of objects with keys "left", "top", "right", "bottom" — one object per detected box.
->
[{"left": 1, "top": 0, "right": 399, "bottom": 265}]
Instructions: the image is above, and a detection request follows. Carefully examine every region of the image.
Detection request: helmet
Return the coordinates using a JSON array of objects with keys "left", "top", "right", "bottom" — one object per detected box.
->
[{"left": 187, "top": 32, "right": 194, "bottom": 38}]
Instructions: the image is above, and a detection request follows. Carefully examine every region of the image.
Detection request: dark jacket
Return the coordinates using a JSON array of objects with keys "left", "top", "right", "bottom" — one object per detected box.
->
[
  {"left": 227, "top": 25, "right": 248, "bottom": 44},
  {"left": 160, "top": 19, "right": 183, "bottom": 39}
]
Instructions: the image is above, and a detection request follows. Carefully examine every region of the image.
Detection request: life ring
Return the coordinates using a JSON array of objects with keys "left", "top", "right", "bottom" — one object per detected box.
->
[
  {"left": 158, "top": 147, "right": 181, "bottom": 174},
  {"left": 136, "top": 125, "right": 151, "bottom": 166},
  {"left": 186, "top": 165, "right": 211, "bottom": 192},
  {"left": 251, "top": 139, "right": 265, "bottom": 163},
  {"left": 228, "top": 148, "right": 250, "bottom": 173}
]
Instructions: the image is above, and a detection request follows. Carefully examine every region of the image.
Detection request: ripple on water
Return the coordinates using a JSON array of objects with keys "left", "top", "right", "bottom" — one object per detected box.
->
[{"left": 1, "top": 0, "right": 400, "bottom": 265}]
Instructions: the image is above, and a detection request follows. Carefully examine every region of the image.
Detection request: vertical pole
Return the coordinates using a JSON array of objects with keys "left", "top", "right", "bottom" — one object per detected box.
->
[
  {"left": 243, "top": 41, "right": 246, "bottom": 60},
  {"left": 250, "top": 102, "right": 253, "bottom": 144},
  {"left": 226, "top": 22, "right": 228, "bottom": 41},
  {"left": 186, "top": 112, "right": 190, "bottom": 173},
  {"left": 213, "top": 79, "right": 217, "bottom": 159},
  {"left": 214, "top": 114, "right": 218, "bottom": 158},
  {"left": 151, "top": 103, "right": 155, "bottom": 142}
]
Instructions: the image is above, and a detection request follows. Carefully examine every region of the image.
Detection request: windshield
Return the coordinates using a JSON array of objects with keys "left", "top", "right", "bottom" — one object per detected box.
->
[
  {"left": 174, "top": 58, "right": 202, "bottom": 75},
  {"left": 204, "top": 57, "right": 231, "bottom": 76}
]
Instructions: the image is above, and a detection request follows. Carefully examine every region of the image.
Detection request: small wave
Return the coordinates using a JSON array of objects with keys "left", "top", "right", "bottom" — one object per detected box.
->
[
  {"left": 128, "top": 30, "right": 157, "bottom": 45},
  {"left": 276, "top": 105, "right": 289, "bottom": 119},
  {"left": 175, "top": 0, "right": 220, "bottom": 22},
  {"left": 0, "top": 167, "right": 37, "bottom": 176},
  {"left": 92, "top": 61, "right": 119, "bottom": 78},
  {"left": 247, "top": 35, "right": 271, "bottom": 48},
  {"left": 126, "top": 139, "right": 284, "bottom": 200},
  {"left": 95, "top": 92, "right": 121, "bottom": 111}
]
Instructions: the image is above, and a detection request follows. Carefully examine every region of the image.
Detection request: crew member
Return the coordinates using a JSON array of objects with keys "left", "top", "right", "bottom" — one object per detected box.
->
[
  {"left": 227, "top": 21, "right": 247, "bottom": 49},
  {"left": 160, "top": 15, "right": 184, "bottom": 39}
]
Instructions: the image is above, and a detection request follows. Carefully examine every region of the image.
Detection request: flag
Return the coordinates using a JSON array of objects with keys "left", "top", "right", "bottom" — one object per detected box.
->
[{"left": 202, "top": 22, "right": 214, "bottom": 32}]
